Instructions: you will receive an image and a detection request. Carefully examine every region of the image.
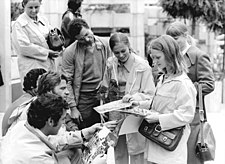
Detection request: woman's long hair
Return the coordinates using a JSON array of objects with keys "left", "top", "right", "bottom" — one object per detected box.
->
[{"left": 149, "top": 35, "right": 188, "bottom": 75}]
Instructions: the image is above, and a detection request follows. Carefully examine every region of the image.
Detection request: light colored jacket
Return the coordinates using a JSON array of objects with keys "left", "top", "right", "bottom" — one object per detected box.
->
[
  {"left": 1, "top": 121, "right": 56, "bottom": 164},
  {"left": 102, "top": 54, "right": 155, "bottom": 155},
  {"left": 145, "top": 73, "right": 196, "bottom": 164},
  {"left": 61, "top": 36, "right": 111, "bottom": 108},
  {"left": 11, "top": 13, "right": 55, "bottom": 82}
]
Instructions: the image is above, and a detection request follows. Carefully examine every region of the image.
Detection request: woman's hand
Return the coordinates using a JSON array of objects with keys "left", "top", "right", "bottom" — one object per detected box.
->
[
  {"left": 104, "top": 120, "right": 118, "bottom": 131},
  {"left": 145, "top": 111, "right": 159, "bottom": 123},
  {"left": 122, "top": 93, "right": 143, "bottom": 103}
]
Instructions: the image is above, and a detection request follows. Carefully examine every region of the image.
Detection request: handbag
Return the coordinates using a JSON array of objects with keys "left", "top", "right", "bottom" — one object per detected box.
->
[
  {"left": 138, "top": 119, "right": 184, "bottom": 151},
  {"left": 138, "top": 85, "right": 184, "bottom": 151},
  {"left": 47, "top": 28, "right": 65, "bottom": 51},
  {"left": 195, "top": 84, "right": 216, "bottom": 161}
]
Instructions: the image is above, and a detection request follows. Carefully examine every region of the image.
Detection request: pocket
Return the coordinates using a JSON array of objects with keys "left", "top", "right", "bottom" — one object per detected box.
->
[{"left": 154, "top": 91, "right": 176, "bottom": 112}]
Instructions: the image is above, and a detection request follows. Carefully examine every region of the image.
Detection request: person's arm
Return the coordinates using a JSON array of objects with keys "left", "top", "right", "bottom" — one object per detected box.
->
[
  {"left": 123, "top": 62, "right": 156, "bottom": 104},
  {"left": 2, "top": 95, "right": 30, "bottom": 136},
  {"left": 11, "top": 21, "right": 59, "bottom": 61},
  {"left": 61, "top": 46, "right": 82, "bottom": 121},
  {"left": 135, "top": 65, "right": 156, "bottom": 100},
  {"left": 48, "top": 124, "right": 102, "bottom": 149},
  {"left": 196, "top": 53, "right": 215, "bottom": 95}
]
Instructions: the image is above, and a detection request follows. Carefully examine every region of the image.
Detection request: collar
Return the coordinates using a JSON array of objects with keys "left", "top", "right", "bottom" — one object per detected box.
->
[
  {"left": 118, "top": 53, "right": 135, "bottom": 72},
  {"left": 25, "top": 121, "right": 49, "bottom": 141},
  {"left": 185, "top": 46, "right": 197, "bottom": 65},
  {"left": 94, "top": 36, "right": 103, "bottom": 50},
  {"left": 20, "top": 13, "right": 45, "bottom": 26},
  {"left": 159, "top": 72, "right": 188, "bottom": 85},
  {"left": 24, "top": 121, "right": 57, "bottom": 152},
  {"left": 182, "top": 44, "right": 191, "bottom": 55}
]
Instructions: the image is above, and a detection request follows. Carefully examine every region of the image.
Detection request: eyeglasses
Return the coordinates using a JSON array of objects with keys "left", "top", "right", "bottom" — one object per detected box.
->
[{"left": 75, "top": 33, "right": 93, "bottom": 41}]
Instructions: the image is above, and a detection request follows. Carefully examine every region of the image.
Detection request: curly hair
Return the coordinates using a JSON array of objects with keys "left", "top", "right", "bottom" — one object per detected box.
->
[
  {"left": 23, "top": 68, "right": 46, "bottom": 93},
  {"left": 27, "top": 93, "right": 69, "bottom": 129}
]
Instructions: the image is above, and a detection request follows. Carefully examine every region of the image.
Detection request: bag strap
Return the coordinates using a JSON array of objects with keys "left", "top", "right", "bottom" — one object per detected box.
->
[{"left": 198, "top": 84, "right": 205, "bottom": 147}]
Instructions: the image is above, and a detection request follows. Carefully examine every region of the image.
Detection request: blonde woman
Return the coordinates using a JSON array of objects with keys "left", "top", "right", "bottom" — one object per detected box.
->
[
  {"left": 101, "top": 32, "right": 155, "bottom": 164},
  {"left": 142, "top": 35, "right": 196, "bottom": 164}
]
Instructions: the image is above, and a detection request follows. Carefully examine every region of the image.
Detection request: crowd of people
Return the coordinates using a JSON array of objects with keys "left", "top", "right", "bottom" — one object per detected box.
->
[{"left": 1, "top": 0, "right": 215, "bottom": 164}]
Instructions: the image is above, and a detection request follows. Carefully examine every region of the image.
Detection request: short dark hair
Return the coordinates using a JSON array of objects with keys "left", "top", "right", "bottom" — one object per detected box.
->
[
  {"left": 23, "top": 68, "right": 46, "bottom": 93},
  {"left": 68, "top": 18, "right": 89, "bottom": 42},
  {"left": 37, "top": 71, "right": 68, "bottom": 96},
  {"left": 68, "top": 0, "right": 82, "bottom": 12},
  {"left": 27, "top": 93, "right": 69, "bottom": 129}
]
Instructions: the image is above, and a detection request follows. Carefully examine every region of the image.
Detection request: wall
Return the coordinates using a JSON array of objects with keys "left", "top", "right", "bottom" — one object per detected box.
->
[{"left": 0, "top": 1, "right": 11, "bottom": 113}]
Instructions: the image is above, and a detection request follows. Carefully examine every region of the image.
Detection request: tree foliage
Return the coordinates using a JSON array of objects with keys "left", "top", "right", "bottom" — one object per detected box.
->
[
  {"left": 201, "top": 0, "right": 225, "bottom": 33},
  {"left": 159, "top": 0, "right": 225, "bottom": 35}
]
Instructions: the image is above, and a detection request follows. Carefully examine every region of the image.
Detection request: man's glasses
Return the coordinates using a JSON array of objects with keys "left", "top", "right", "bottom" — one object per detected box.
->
[{"left": 76, "top": 34, "right": 93, "bottom": 41}]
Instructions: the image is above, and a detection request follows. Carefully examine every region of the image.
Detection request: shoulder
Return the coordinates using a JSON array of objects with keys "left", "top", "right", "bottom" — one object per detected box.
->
[
  {"left": 94, "top": 36, "right": 109, "bottom": 47},
  {"left": 133, "top": 54, "right": 151, "bottom": 70},
  {"left": 173, "top": 73, "right": 196, "bottom": 92},
  {"left": 15, "top": 13, "right": 28, "bottom": 27},
  {"left": 63, "top": 42, "right": 77, "bottom": 55},
  {"left": 62, "top": 11, "right": 74, "bottom": 20},
  {"left": 106, "top": 56, "right": 117, "bottom": 68},
  {"left": 38, "top": 14, "right": 50, "bottom": 26},
  {"left": 186, "top": 46, "right": 208, "bottom": 64}
]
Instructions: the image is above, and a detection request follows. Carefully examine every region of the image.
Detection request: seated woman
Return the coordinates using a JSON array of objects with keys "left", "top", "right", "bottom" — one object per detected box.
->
[{"left": 2, "top": 68, "right": 46, "bottom": 136}]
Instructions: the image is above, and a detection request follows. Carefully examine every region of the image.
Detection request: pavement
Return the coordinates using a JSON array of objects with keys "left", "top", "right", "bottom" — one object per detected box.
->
[{"left": 202, "top": 80, "right": 225, "bottom": 164}]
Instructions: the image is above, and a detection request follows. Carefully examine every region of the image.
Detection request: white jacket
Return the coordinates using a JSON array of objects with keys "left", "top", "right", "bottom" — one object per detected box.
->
[
  {"left": 11, "top": 13, "right": 55, "bottom": 83},
  {"left": 145, "top": 73, "right": 196, "bottom": 164}
]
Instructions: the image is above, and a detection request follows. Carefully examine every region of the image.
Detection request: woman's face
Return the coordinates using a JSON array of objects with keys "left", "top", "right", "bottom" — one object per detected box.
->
[
  {"left": 112, "top": 43, "right": 130, "bottom": 63},
  {"left": 151, "top": 49, "right": 167, "bottom": 72},
  {"left": 24, "top": 0, "right": 41, "bottom": 20}
]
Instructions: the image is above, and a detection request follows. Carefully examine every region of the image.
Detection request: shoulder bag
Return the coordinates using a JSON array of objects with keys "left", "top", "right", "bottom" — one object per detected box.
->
[
  {"left": 138, "top": 86, "right": 184, "bottom": 151},
  {"left": 195, "top": 84, "right": 216, "bottom": 161},
  {"left": 139, "top": 119, "right": 184, "bottom": 151}
]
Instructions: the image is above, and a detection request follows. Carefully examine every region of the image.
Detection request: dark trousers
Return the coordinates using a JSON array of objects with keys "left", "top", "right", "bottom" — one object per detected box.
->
[{"left": 77, "top": 92, "right": 101, "bottom": 129}]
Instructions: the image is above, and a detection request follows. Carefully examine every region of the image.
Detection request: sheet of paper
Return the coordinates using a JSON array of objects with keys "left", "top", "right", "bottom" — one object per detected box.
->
[
  {"left": 94, "top": 100, "right": 131, "bottom": 114},
  {"left": 119, "top": 115, "right": 143, "bottom": 135}
]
